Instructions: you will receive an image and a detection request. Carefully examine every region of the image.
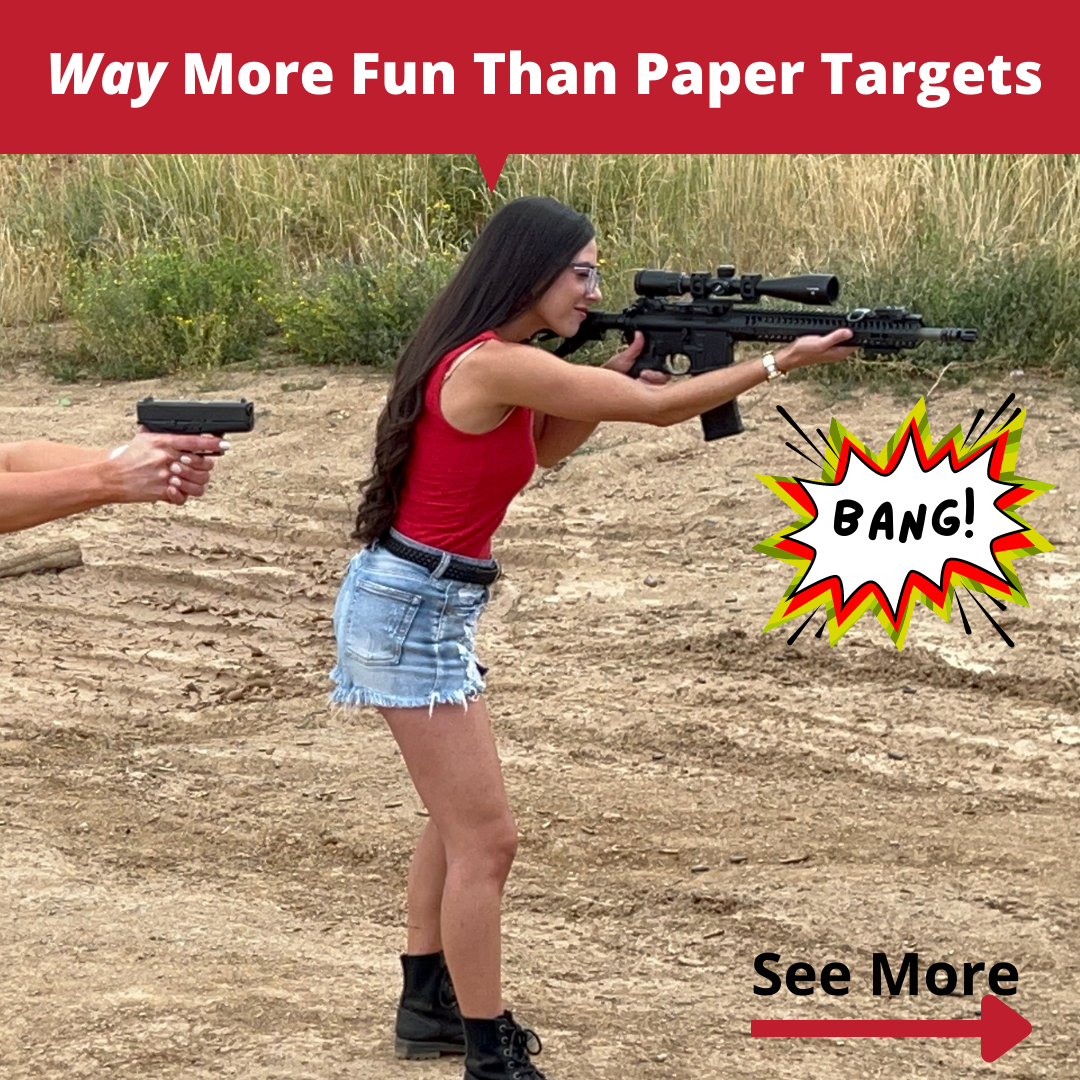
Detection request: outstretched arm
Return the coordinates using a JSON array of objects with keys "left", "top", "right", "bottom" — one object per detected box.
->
[
  {"left": 0, "top": 441, "right": 109, "bottom": 472},
  {"left": 472, "top": 329, "right": 856, "bottom": 433},
  {"left": 0, "top": 431, "right": 226, "bottom": 534}
]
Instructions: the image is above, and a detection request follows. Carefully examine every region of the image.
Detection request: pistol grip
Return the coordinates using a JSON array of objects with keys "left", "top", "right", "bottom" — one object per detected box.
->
[{"left": 627, "top": 346, "right": 665, "bottom": 381}]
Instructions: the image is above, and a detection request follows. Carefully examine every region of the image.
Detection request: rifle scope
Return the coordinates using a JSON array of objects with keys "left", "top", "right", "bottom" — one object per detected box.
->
[{"left": 634, "top": 269, "right": 839, "bottom": 306}]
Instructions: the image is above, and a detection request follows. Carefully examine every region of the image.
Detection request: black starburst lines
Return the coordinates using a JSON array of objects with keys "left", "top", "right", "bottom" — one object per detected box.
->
[{"left": 777, "top": 398, "right": 1019, "bottom": 647}]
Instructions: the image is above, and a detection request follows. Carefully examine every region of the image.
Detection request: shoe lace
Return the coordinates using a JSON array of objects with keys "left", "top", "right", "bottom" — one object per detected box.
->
[{"left": 500, "top": 1017, "right": 545, "bottom": 1079}]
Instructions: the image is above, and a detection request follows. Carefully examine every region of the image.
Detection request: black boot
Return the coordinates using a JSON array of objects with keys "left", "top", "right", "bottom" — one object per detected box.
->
[
  {"left": 463, "top": 1011, "right": 547, "bottom": 1080},
  {"left": 394, "top": 951, "right": 466, "bottom": 1059}
]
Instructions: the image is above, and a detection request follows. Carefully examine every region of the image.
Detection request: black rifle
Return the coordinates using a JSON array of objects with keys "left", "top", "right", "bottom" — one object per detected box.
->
[
  {"left": 555, "top": 267, "right": 978, "bottom": 440},
  {"left": 136, "top": 398, "right": 255, "bottom": 439}
]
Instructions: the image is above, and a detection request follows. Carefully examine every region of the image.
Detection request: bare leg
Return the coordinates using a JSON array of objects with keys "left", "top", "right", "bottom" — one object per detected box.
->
[
  {"left": 380, "top": 696, "right": 516, "bottom": 1019},
  {"left": 406, "top": 819, "right": 446, "bottom": 955}
]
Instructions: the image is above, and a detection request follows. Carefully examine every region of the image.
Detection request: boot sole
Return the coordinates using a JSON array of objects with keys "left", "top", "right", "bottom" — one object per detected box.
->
[{"left": 394, "top": 1037, "right": 466, "bottom": 1059}]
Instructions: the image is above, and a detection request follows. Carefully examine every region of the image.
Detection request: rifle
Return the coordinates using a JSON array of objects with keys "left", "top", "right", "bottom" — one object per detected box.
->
[
  {"left": 554, "top": 267, "right": 978, "bottom": 440},
  {"left": 136, "top": 398, "right": 256, "bottom": 440}
]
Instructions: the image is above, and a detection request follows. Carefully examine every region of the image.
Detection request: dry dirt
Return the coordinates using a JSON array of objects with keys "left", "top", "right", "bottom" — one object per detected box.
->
[{"left": 1, "top": 358, "right": 1078, "bottom": 1080}]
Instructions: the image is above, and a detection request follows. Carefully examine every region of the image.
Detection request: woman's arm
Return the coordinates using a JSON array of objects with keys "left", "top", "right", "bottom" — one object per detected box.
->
[
  {"left": 0, "top": 462, "right": 125, "bottom": 533},
  {"left": 0, "top": 432, "right": 226, "bottom": 534},
  {"left": 0, "top": 440, "right": 109, "bottom": 473},
  {"left": 467, "top": 329, "right": 856, "bottom": 431},
  {"left": 532, "top": 413, "right": 599, "bottom": 468},
  {"left": 530, "top": 336, "right": 673, "bottom": 466}
]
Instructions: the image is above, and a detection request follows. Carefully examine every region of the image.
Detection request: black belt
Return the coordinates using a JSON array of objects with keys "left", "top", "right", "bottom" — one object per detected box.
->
[{"left": 380, "top": 533, "right": 501, "bottom": 585}]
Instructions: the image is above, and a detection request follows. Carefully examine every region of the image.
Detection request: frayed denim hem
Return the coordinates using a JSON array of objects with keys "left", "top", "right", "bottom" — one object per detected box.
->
[{"left": 328, "top": 665, "right": 485, "bottom": 713}]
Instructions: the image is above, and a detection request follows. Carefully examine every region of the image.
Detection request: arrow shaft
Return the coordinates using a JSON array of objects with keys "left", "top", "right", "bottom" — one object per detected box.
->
[{"left": 752, "top": 1019, "right": 980, "bottom": 1039}]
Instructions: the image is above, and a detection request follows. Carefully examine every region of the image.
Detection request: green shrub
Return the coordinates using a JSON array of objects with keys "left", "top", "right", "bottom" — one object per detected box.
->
[
  {"left": 825, "top": 245, "right": 1080, "bottom": 375},
  {"left": 62, "top": 244, "right": 276, "bottom": 379},
  {"left": 273, "top": 254, "right": 456, "bottom": 366},
  {"left": 8, "top": 155, "right": 1080, "bottom": 379}
]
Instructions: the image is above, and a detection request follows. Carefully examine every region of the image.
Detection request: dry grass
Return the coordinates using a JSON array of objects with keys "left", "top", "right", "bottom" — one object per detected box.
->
[{"left": 3, "top": 154, "right": 1079, "bottom": 370}]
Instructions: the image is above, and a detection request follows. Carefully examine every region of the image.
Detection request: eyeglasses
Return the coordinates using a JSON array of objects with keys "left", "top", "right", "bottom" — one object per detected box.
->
[{"left": 569, "top": 263, "right": 602, "bottom": 294}]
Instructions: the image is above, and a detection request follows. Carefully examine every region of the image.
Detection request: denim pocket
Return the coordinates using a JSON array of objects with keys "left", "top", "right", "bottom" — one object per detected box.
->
[{"left": 344, "top": 579, "right": 423, "bottom": 666}]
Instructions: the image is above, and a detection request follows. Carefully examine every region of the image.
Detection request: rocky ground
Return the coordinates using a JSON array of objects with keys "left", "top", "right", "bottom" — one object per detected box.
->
[{"left": 1, "top": 356, "right": 1077, "bottom": 1079}]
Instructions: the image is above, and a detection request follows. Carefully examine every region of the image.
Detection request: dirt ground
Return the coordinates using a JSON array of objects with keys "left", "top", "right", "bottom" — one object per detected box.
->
[{"left": 1, "top": 355, "right": 1077, "bottom": 1080}]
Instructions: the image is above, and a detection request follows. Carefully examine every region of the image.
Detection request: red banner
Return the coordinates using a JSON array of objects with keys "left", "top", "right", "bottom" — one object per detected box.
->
[{"left": 3, "top": 1, "right": 1073, "bottom": 186}]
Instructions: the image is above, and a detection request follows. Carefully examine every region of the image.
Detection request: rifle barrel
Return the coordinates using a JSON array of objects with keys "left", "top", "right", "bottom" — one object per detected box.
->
[{"left": 916, "top": 327, "right": 979, "bottom": 342}]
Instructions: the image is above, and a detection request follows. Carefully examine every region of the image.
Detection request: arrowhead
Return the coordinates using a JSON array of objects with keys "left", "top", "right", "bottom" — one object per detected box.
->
[
  {"left": 980, "top": 994, "right": 1032, "bottom": 1062},
  {"left": 475, "top": 150, "right": 508, "bottom": 192}
]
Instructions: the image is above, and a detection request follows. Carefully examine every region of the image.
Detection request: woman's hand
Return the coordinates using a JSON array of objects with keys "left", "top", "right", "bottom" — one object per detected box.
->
[
  {"left": 775, "top": 328, "right": 858, "bottom": 372},
  {"left": 602, "top": 332, "right": 670, "bottom": 385},
  {"left": 109, "top": 430, "right": 225, "bottom": 505}
]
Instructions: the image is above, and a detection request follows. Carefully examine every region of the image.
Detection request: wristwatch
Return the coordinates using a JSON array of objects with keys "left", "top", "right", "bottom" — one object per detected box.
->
[{"left": 762, "top": 353, "right": 786, "bottom": 382}]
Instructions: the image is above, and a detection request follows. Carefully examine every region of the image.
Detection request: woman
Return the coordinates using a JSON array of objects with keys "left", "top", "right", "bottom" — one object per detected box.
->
[{"left": 331, "top": 196, "right": 855, "bottom": 1080}]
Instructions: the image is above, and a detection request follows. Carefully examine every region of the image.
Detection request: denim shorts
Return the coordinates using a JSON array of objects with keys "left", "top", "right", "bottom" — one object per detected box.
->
[{"left": 329, "top": 535, "right": 491, "bottom": 711}]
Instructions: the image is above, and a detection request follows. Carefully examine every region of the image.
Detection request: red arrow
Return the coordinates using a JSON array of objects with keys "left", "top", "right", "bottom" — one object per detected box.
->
[{"left": 752, "top": 994, "right": 1031, "bottom": 1063}]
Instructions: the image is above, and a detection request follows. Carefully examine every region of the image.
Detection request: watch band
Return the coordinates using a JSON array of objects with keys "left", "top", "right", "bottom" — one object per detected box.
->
[{"left": 762, "top": 353, "right": 786, "bottom": 382}]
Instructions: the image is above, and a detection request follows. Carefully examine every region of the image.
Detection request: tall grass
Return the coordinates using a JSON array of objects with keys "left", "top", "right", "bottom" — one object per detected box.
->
[{"left": 2, "top": 154, "right": 1079, "bottom": 376}]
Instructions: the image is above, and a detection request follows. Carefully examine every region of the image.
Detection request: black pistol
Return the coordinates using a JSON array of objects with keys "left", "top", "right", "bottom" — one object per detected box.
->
[{"left": 136, "top": 397, "right": 256, "bottom": 440}]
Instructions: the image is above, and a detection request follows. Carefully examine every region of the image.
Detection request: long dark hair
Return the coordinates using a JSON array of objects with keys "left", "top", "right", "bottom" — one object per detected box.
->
[{"left": 352, "top": 196, "right": 595, "bottom": 545}]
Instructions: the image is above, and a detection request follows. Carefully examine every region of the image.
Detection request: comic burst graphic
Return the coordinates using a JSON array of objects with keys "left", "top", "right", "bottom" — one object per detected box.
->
[{"left": 755, "top": 396, "right": 1055, "bottom": 649}]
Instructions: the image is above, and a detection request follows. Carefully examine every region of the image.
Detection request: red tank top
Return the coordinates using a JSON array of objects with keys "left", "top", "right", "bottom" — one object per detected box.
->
[{"left": 394, "top": 331, "right": 536, "bottom": 558}]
